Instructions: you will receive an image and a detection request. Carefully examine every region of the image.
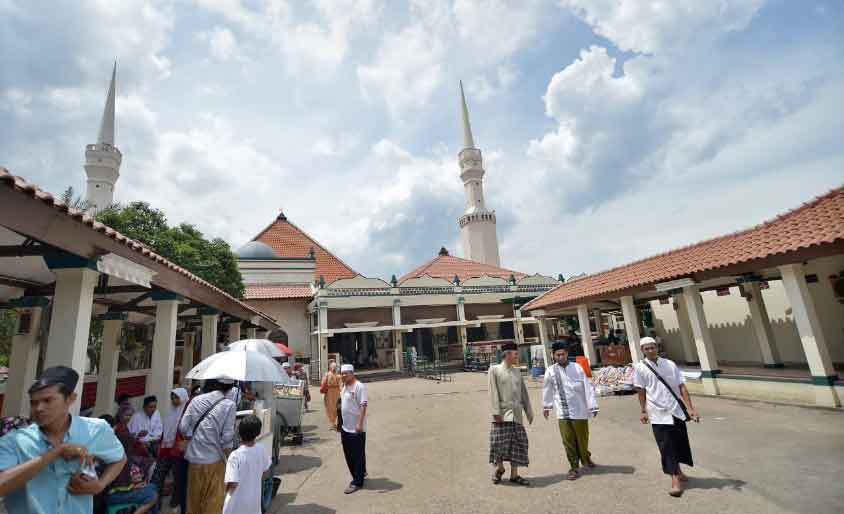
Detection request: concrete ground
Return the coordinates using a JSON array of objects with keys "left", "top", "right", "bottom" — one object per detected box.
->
[{"left": 272, "top": 373, "right": 844, "bottom": 514}]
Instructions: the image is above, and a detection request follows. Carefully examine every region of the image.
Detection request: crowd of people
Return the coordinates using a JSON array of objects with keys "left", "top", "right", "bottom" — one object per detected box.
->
[{"left": 0, "top": 367, "right": 276, "bottom": 514}]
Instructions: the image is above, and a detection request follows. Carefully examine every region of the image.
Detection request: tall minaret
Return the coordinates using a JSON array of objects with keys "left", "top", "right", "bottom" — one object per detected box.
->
[
  {"left": 457, "top": 81, "right": 500, "bottom": 266},
  {"left": 84, "top": 63, "right": 121, "bottom": 214}
]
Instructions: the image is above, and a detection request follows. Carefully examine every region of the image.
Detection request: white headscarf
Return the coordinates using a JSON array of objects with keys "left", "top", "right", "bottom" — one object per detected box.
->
[{"left": 162, "top": 387, "right": 189, "bottom": 447}]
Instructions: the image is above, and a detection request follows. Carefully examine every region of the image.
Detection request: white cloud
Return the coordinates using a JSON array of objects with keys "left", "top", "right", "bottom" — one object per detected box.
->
[
  {"left": 466, "top": 64, "right": 519, "bottom": 102},
  {"left": 559, "top": 0, "right": 765, "bottom": 54},
  {"left": 454, "top": 0, "right": 547, "bottom": 59},
  {"left": 357, "top": 25, "right": 444, "bottom": 118},
  {"left": 198, "top": 27, "right": 241, "bottom": 62}
]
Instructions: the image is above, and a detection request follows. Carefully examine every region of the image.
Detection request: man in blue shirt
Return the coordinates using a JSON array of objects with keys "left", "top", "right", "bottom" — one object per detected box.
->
[{"left": 0, "top": 366, "right": 126, "bottom": 514}]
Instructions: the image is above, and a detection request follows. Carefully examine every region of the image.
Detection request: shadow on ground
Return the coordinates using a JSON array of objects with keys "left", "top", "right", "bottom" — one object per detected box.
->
[
  {"left": 364, "top": 477, "right": 403, "bottom": 493},
  {"left": 686, "top": 476, "right": 746, "bottom": 491},
  {"left": 530, "top": 464, "right": 635, "bottom": 487},
  {"left": 278, "top": 454, "right": 323, "bottom": 474}
]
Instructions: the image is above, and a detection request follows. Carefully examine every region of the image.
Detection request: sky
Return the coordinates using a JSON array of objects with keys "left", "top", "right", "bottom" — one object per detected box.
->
[{"left": 1, "top": 0, "right": 842, "bottom": 282}]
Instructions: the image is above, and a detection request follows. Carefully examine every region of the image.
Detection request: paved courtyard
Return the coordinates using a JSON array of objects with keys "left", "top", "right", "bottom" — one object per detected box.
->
[{"left": 273, "top": 373, "right": 844, "bottom": 514}]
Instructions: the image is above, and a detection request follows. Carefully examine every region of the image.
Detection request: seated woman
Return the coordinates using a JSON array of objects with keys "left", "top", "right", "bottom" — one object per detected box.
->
[{"left": 106, "top": 432, "right": 159, "bottom": 514}]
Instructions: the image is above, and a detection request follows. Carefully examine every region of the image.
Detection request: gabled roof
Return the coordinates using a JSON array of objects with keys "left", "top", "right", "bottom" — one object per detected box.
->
[
  {"left": 243, "top": 284, "right": 313, "bottom": 301},
  {"left": 400, "top": 253, "right": 526, "bottom": 283},
  {"left": 524, "top": 185, "right": 844, "bottom": 313},
  {"left": 251, "top": 213, "right": 357, "bottom": 284},
  {"left": 0, "top": 168, "right": 278, "bottom": 329}
]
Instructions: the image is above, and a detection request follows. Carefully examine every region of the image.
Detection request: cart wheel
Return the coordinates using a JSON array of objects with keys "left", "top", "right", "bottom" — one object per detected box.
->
[{"left": 293, "top": 433, "right": 304, "bottom": 445}]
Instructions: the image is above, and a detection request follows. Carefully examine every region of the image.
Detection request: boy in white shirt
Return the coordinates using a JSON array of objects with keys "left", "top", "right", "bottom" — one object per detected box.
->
[{"left": 223, "top": 415, "right": 272, "bottom": 514}]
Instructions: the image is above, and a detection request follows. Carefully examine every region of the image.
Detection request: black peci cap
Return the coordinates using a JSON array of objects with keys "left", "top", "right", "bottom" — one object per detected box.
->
[{"left": 28, "top": 366, "right": 79, "bottom": 395}]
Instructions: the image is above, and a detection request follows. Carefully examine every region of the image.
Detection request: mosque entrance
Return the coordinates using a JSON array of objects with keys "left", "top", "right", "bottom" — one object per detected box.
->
[{"left": 327, "top": 330, "right": 395, "bottom": 370}]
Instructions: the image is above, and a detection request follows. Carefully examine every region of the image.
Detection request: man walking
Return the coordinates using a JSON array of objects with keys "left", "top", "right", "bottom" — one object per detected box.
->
[
  {"left": 180, "top": 379, "right": 237, "bottom": 514},
  {"left": 488, "top": 342, "right": 533, "bottom": 486},
  {"left": 633, "top": 337, "right": 700, "bottom": 497},
  {"left": 542, "top": 340, "right": 598, "bottom": 480},
  {"left": 339, "top": 364, "right": 368, "bottom": 494},
  {"left": 0, "top": 366, "right": 126, "bottom": 514}
]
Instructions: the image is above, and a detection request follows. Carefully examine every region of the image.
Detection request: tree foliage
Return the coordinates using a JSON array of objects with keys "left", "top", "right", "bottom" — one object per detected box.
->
[{"left": 96, "top": 202, "right": 244, "bottom": 298}]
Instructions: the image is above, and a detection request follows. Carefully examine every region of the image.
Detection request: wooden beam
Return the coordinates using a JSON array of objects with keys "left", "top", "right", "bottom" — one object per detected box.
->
[
  {"left": 0, "top": 274, "right": 46, "bottom": 290},
  {"left": 0, "top": 244, "right": 57, "bottom": 257}
]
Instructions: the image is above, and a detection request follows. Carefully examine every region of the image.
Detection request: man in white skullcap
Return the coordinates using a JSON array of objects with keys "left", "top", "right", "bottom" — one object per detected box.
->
[
  {"left": 632, "top": 337, "right": 700, "bottom": 497},
  {"left": 339, "top": 364, "right": 368, "bottom": 494}
]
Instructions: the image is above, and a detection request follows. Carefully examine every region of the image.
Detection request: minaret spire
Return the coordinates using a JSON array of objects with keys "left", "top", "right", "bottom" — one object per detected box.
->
[
  {"left": 97, "top": 62, "right": 117, "bottom": 146},
  {"left": 459, "top": 80, "right": 475, "bottom": 149},
  {"left": 84, "top": 62, "right": 122, "bottom": 214}
]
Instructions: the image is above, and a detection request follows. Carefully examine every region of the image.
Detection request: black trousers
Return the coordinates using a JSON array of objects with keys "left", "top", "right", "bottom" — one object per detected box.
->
[
  {"left": 341, "top": 430, "right": 367, "bottom": 486},
  {"left": 652, "top": 416, "right": 693, "bottom": 475},
  {"left": 153, "top": 455, "right": 188, "bottom": 512}
]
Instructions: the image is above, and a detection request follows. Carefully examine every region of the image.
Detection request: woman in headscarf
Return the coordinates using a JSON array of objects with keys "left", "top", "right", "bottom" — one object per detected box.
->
[
  {"left": 321, "top": 360, "right": 342, "bottom": 428},
  {"left": 154, "top": 387, "right": 190, "bottom": 514}
]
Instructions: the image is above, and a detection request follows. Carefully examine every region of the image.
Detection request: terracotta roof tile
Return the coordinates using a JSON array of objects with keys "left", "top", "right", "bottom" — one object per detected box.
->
[
  {"left": 0, "top": 167, "right": 275, "bottom": 324},
  {"left": 243, "top": 284, "right": 313, "bottom": 300},
  {"left": 524, "top": 186, "right": 844, "bottom": 312},
  {"left": 400, "top": 254, "right": 527, "bottom": 283},
  {"left": 252, "top": 214, "right": 357, "bottom": 284}
]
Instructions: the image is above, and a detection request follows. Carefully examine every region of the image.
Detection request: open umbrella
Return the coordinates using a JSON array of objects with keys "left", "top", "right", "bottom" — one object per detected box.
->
[
  {"left": 185, "top": 349, "right": 293, "bottom": 383},
  {"left": 227, "top": 339, "right": 285, "bottom": 359}
]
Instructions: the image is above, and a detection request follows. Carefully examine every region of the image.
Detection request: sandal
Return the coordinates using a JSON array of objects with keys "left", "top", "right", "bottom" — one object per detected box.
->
[
  {"left": 567, "top": 469, "right": 579, "bottom": 480},
  {"left": 509, "top": 476, "right": 530, "bottom": 486},
  {"left": 492, "top": 468, "right": 505, "bottom": 484}
]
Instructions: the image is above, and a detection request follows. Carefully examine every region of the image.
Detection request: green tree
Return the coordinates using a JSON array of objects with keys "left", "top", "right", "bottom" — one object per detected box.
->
[{"left": 96, "top": 202, "right": 244, "bottom": 297}]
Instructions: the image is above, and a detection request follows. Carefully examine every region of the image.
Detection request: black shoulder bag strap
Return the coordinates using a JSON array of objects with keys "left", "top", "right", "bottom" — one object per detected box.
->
[
  {"left": 189, "top": 397, "right": 226, "bottom": 439},
  {"left": 642, "top": 361, "right": 690, "bottom": 422}
]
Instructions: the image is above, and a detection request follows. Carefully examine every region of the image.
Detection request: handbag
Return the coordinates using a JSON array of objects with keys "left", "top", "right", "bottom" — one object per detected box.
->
[
  {"left": 320, "top": 376, "right": 328, "bottom": 395},
  {"left": 642, "top": 361, "right": 690, "bottom": 422}
]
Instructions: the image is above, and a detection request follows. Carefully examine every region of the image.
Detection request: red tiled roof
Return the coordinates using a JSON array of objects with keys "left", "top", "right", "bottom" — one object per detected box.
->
[
  {"left": 400, "top": 254, "right": 527, "bottom": 283},
  {"left": 0, "top": 167, "right": 277, "bottom": 326},
  {"left": 524, "top": 186, "right": 844, "bottom": 312},
  {"left": 243, "top": 284, "right": 313, "bottom": 300},
  {"left": 252, "top": 214, "right": 357, "bottom": 284}
]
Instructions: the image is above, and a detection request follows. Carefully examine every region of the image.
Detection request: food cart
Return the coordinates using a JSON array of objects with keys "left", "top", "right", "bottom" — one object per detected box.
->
[{"left": 273, "top": 380, "right": 305, "bottom": 446}]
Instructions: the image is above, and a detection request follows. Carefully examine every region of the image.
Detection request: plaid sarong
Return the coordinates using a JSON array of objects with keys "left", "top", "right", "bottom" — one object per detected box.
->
[{"left": 489, "top": 421, "right": 529, "bottom": 467}]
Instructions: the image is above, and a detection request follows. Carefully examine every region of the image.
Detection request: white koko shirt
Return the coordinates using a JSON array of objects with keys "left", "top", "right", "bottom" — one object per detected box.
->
[
  {"left": 632, "top": 357, "right": 687, "bottom": 425},
  {"left": 127, "top": 410, "right": 163, "bottom": 443},
  {"left": 340, "top": 380, "right": 368, "bottom": 433},
  {"left": 542, "top": 362, "right": 598, "bottom": 420}
]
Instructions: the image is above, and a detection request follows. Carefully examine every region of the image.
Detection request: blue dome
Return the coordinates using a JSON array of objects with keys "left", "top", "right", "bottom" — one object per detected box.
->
[{"left": 237, "top": 241, "right": 278, "bottom": 260}]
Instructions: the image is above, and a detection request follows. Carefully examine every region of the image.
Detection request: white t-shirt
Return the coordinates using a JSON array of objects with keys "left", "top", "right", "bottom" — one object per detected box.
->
[
  {"left": 632, "top": 357, "right": 687, "bottom": 425},
  {"left": 340, "top": 380, "right": 368, "bottom": 433},
  {"left": 223, "top": 444, "right": 271, "bottom": 514}
]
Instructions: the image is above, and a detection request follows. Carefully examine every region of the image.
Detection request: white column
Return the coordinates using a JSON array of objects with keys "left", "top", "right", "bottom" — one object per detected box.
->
[
  {"left": 673, "top": 294, "right": 699, "bottom": 365},
  {"left": 456, "top": 298, "right": 468, "bottom": 357},
  {"left": 246, "top": 327, "right": 258, "bottom": 339},
  {"left": 682, "top": 285, "right": 720, "bottom": 395},
  {"left": 576, "top": 305, "right": 597, "bottom": 367},
  {"left": 620, "top": 295, "right": 643, "bottom": 363},
  {"left": 3, "top": 306, "right": 43, "bottom": 417},
  {"left": 745, "top": 282, "right": 782, "bottom": 367},
  {"left": 227, "top": 321, "right": 242, "bottom": 343},
  {"left": 201, "top": 313, "right": 219, "bottom": 361},
  {"left": 780, "top": 264, "right": 840, "bottom": 407},
  {"left": 182, "top": 331, "right": 195, "bottom": 382},
  {"left": 318, "top": 302, "right": 329, "bottom": 377},
  {"left": 45, "top": 267, "right": 99, "bottom": 415},
  {"left": 94, "top": 318, "right": 124, "bottom": 416},
  {"left": 514, "top": 310, "right": 525, "bottom": 346},
  {"left": 150, "top": 299, "right": 179, "bottom": 416},
  {"left": 592, "top": 308, "right": 603, "bottom": 338},
  {"left": 392, "top": 300, "right": 403, "bottom": 371},
  {"left": 536, "top": 316, "right": 550, "bottom": 368}
]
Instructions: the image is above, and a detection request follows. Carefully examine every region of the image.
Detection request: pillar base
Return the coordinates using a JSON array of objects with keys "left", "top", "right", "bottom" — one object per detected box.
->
[
  {"left": 684, "top": 361, "right": 700, "bottom": 367},
  {"left": 812, "top": 383, "right": 841, "bottom": 408},
  {"left": 763, "top": 363, "right": 785, "bottom": 369},
  {"left": 701, "top": 377, "right": 720, "bottom": 396},
  {"left": 700, "top": 369, "right": 722, "bottom": 378}
]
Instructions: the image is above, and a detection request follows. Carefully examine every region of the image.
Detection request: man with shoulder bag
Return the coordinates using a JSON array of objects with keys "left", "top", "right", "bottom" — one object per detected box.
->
[{"left": 633, "top": 337, "right": 700, "bottom": 498}]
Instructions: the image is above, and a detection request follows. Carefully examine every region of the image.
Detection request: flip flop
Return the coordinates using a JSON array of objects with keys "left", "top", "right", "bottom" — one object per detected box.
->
[
  {"left": 509, "top": 476, "right": 530, "bottom": 486},
  {"left": 492, "top": 468, "right": 505, "bottom": 484},
  {"left": 567, "top": 469, "right": 579, "bottom": 481}
]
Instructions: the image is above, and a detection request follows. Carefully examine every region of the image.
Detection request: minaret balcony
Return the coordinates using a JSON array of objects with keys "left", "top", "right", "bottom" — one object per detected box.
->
[
  {"left": 86, "top": 143, "right": 122, "bottom": 155},
  {"left": 458, "top": 211, "right": 497, "bottom": 228}
]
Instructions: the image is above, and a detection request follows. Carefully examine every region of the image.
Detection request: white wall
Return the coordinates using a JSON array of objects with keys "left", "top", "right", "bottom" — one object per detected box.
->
[
  {"left": 652, "top": 255, "right": 844, "bottom": 365},
  {"left": 246, "top": 300, "right": 310, "bottom": 357}
]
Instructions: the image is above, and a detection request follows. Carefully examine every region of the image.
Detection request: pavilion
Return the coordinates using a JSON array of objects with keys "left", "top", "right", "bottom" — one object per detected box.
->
[{"left": 523, "top": 187, "right": 844, "bottom": 408}]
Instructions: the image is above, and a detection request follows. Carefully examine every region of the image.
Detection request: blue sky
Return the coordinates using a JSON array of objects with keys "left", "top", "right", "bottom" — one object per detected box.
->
[{"left": 1, "top": 0, "right": 842, "bottom": 281}]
